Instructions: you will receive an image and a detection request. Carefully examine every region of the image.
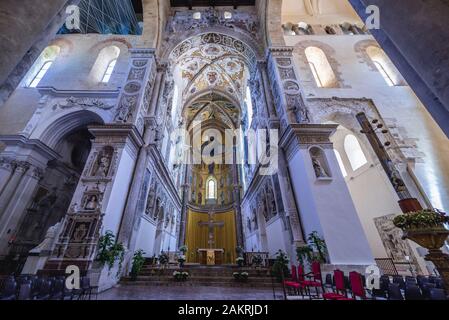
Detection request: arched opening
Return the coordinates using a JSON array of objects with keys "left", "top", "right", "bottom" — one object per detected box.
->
[
  {"left": 23, "top": 45, "right": 61, "bottom": 88},
  {"left": 305, "top": 47, "right": 338, "bottom": 88},
  {"left": 89, "top": 46, "right": 120, "bottom": 83},
  {"left": 206, "top": 177, "right": 217, "bottom": 199},
  {"left": 344, "top": 134, "right": 368, "bottom": 171},
  {"left": 366, "top": 46, "right": 404, "bottom": 86}
]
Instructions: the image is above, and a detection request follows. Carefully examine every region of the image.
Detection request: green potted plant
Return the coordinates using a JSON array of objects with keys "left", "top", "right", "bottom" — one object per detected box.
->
[
  {"left": 252, "top": 254, "right": 263, "bottom": 268},
  {"left": 178, "top": 254, "right": 186, "bottom": 268},
  {"left": 307, "top": 231, "right": 328, "bottom": 263},
  {"left": 271, "top": 250, "right": 290, "bottom": 282},
  {"left": 233, "top": 271, "right": 249, "bottom": 282},
  {"left": 296, "top": 245, "right": 313, "bottom": 266},
  {"left": 236, "top": 256, "right": 245, "bottom": 267},
  {"left": 393, "top": 209, "right": 449, "bottom": 292},
  {"left": 96, "top": 231, "right": 125, "bottom": 275},
  {"left": 158, "top": 251, "right": 169, "bottom": 268},
  {"left": 173, "top": 270, "right": 189, "bottom": 282},
  {"left": 130, "top": 249, "right": 146, "bottom": 281}
]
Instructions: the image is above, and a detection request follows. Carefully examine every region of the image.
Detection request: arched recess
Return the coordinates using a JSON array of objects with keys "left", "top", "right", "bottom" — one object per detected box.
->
[
  {"left": 36, "top": 110, "right": 104, "bottom": 150},
  {"left": 294, "top": 40, "right": 348, "bottom": 88}
]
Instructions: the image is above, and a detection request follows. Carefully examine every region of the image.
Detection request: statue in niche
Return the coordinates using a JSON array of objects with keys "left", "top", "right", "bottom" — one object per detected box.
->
[
  {"left": 220, "top": 176, "right": 224, "bottom": 188},
  {"left": 198, "top": 192, "right": 202, "bottom": 205},
  {"left": 93, "top": 148, "right": 113, "bottom": 177},
  {"left": 312, "top": 157, "right": 329, "bottom": 178},
  {"left": 145, "top": 187, "right": 155, "bottom": 215},
  {"left": 198, "top": 177, "right": 203, "bottom": 188},
  {"left": 191, "top": 190, "right": 196, "bottom": 203},
  {"left": 84, "top": 195, "right": 99, "bottom": 211},
  {"left": 72, "top": 223, "right": 88, "bottom": 241},
  {"left": 252, "top": 210, "right": 258, "bottom": 230},
  {"left": 246, "top": 217, "right": 252, "bottom": 233}
]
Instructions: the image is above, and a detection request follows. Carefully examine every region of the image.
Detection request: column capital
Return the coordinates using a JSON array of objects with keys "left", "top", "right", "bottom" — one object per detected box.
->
[{"left": 279, "top": 124, "right": 338, "bottom": 163}]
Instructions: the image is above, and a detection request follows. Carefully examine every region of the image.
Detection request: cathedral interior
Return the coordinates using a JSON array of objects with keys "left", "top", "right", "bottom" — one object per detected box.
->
[{"left": 0, "top": 0, "right": 448, "bottom": 302}]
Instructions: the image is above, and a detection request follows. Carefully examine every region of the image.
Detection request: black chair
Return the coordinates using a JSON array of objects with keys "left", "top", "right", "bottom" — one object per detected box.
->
[
  {"left": 430, "top": 288, "right": 447, "bottom": 300},
  {"left": 393, "top": 275, "right": 406, "bottom": 290},
  {"left": 405, "top": 284, "right": 423, "bottom": 300},
  {"left": 405, "top": 276, "right": 417, "bottom": 285},
  {"left": 50, "top": 279, "right": 65, "bottom": 300},
  {"left": 428, "top": 276, "right": 438, "bottom": 284},
  {"left": 388, "top": 283, "right": 404, "bottom": 300},
  {"left": 81, "top": 277, "right": 93, "bottom": 300},
  {"left": 0, "top": 279, "right": 17, "bottom": 300},
  {"left": 17, "top": 282, "right": 32, "bottom": 300},
  {"left": 421, "top": 283, "right": 437, "bottom": 300},
  {"left": 435, "top": 278, "right": 445, "bottom": 290},
  {"left": 35, "top": 279, "right": 51, "bottom": 300},
  {"left": 417, "top": 275, "right": 429, "bottom": 288}
]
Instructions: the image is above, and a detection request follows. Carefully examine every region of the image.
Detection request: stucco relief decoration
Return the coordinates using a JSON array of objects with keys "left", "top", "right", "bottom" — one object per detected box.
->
[
  {"left": 167, "top": 8, "right": 259, "bottom": 39},
  {"left": 114, "top": 95, "right": 138, "bottom": 123},
  {"left": 54, "top": 97, "right": 115, "bottom": 110}
]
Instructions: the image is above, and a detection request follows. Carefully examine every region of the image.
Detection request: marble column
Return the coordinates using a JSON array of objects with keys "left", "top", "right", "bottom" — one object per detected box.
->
[
  {"left": 0, "top": 157, "right": 16, "bottom": 199},
  {"left": 232, "top": 146, "right": 244, "bottom": 249},
  {"left": 0, "top": 161, "right": 29, "bottom": 220},
  {"left": 177, "top": 164, "right": 190, "bottom": 247}
]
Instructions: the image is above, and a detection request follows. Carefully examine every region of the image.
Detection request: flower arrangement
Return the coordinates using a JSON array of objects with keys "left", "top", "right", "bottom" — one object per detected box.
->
[
  {"left": 178, "top": 254, "right": 186, "bottom": 268},
  {"left": 393, "top": 210, "right": 449, "bottom": 230},
  {"left": 158, "top": 252, "right": 169, "bottom": 266},
  {"left": 179, "top": 245, "right": 188, "bottom": 254},
  {"left": 236, "top": 256, "right": 245, "bottom": 267},
  {"left": 173, "top": 271, "right": 189, "bottom": 281},
  {"left": 233, "top": 272, "right": 249, "bottom": 281},
  {"left": 252, "top": 254, "right": 263, "bottom": 267}
]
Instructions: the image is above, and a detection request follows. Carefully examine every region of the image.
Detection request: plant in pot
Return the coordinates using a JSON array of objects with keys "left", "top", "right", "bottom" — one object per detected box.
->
[
  {"left": 252, "top": 254, "right": 263, "bottom": 268},
  {"left": 130, "top": 249, "right": 146, "bottom": 281},
  {"left": 271, "top": 250, "right": 290, "bottom": 282},
  {"left": 233, "top": 271, "right": 249, "bottom": 282},
  {"left": 96, "top": 231, "right": 125, "bottom": 276},
  {"left": 307, "top": 231, "right": 328, "bottom": 264},
  {"left": 173, "top": 271, "right": 189, "bottom": 282},
  {"left": 296, "top": 244, "right": 313, "bottom": 266},
  {"left": 236, "top": 256, "right": 245, "bottom": 267},
  {"left": 393, "top": 209, "right": 449, "bottom": 292},
  {"left": 158, "top": 251, "right": 169, "bottom": 268},
  {"left": 178, "top": 254, "right": 186, "bottom": 268}
]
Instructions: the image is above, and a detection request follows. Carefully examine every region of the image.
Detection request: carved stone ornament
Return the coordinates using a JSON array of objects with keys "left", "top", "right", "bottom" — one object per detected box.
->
[{"left": 54, "top": 97, "right": 114, "bottom": 110}]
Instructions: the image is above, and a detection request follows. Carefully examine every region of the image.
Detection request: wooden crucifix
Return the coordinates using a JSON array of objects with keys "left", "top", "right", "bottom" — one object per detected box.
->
[{"left": 198, "top": 209, "right": 224, "bottom": 249}]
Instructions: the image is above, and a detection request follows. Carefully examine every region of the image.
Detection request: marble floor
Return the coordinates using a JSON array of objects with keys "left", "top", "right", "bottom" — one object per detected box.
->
[{"left": 97, "top": 285, "right": 283, "bottom": 300}]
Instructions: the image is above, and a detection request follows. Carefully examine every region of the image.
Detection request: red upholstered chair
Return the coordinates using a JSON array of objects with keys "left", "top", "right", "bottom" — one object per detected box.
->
[
  {"left": 323, "top": 269, "right": 352, "bottom": 300},
  {"left": 283, "top": 265, "right": 304, "bottom": 295},
  {"left": 349, "top": 271, "right": 367, "bottom": 300},
  {"left": 297, "top": 263, "right": 323, "bottom": 298}
]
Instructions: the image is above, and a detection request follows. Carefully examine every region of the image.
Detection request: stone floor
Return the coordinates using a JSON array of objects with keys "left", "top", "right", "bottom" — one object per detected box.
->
[{"left": 97, "top": 285, "right": 283, "bottom": 300}]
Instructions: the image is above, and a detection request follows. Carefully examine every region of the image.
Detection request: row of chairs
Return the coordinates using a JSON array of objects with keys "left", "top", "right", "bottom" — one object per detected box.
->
[
  {"left": 374, "top": 274, "right": 446, "bottom": 300},
  {"left": 283, "top": 262, "right": 448, "bottom": 300},
  {"left": 0, "top": 274, "right": 95, "bottom": 300}
]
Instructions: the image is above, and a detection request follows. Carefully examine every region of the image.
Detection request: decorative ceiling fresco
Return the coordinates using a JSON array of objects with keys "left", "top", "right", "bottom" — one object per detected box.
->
[
  {"left": 170, "top": 33, "right": 253, "bottom": 106},
  {"left": 184, "top": 93, "right": 240, "bottom": 129}
]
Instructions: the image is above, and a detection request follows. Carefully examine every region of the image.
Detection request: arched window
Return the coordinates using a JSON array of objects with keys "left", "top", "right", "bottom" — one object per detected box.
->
[
  {"left": 26, "top": 45, "right": 60, "bottom": 88},
  {"left": 304, "top": 47, "right": 337, "bottom": 88},
  {"left": 366, "top": 46, "right": 402, "bottom": 86},
  {"left": 344, "top": 135, "right": 368, "bottom": 171},
  {"left": 224, "top": 11, "right": 232, "bottom": 19},
  {"left": 193, "top": 12, "right": 201, "bottom": 20},
  {"left": 245, "top": 86, "right": 253, "bottom": 125},
  {"left": 334, "top": 149, "right": 348, "bottom": 177},
  {"left": 101, "top": 59, "right": 117, "bottom": 83},
  {"left": 207, "top": 177, "right": 217, "bottom": 199},
  {"left": 29, "top": 61, "right": 53, "bottom": 88},
  {"left": 89, "top": 45, "right": 120, "bottom": 83}
]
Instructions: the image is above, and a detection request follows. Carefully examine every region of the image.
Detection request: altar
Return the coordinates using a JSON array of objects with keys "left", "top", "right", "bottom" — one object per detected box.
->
[{"left": 198, "top": 248, "right": 224, "bottom": 265}]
